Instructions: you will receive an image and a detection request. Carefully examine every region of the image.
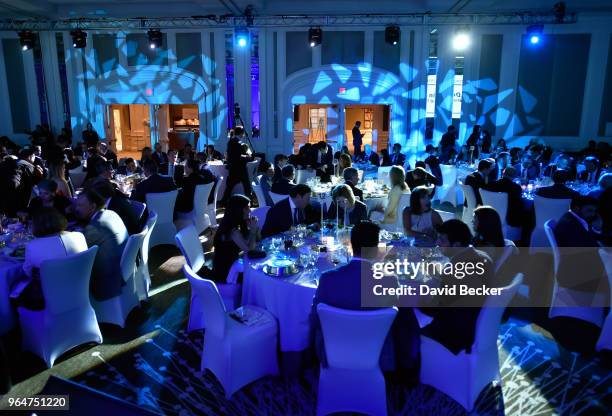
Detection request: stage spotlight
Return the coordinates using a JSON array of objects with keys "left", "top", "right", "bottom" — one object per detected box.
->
[
  {"left": 527, "top": 25, "right": 543, "bottom": 45},
  {"left": 452, "top": 28, "right": 471, "bottom": 51},
  {"left": 235, "top": 28, "right": 249, "bottom": 48},
  {"left": 147, "top": 29, "right": 163, "bottom": 49},
  {"left": 385, "top": 25, "right": 400, "bottom": 45},
  {"left": 70, "top": 30, "right": 87, "bottom": 49},
  {"left": 18, "top": 31, "right": 35, "bottom": 51},
  {"left": 308, "top": 27, "right": 322, "bottom": 47}
]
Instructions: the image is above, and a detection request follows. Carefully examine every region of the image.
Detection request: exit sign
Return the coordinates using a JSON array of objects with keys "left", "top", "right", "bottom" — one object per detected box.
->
[
  {"left": 145, "top": 88, "right": 153, "bottom": 96},
  {"left": 338, "top": 87, "right": 346, "bottom": 94}
]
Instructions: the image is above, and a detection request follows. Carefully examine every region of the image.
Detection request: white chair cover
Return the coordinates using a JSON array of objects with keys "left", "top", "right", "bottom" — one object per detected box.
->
[
  {"left": 137, "top": 211, "right": 157, "bottom": 299},
  {"left": 251, "top": 206, "right": 270, "bottom": 226},
  {"left": 545, "top": 220, "right": 606, "bottom": 328},
  {"left": 480, "top": 189, "right": 521, "bottom": 241},
  {"left": 208, "top": 176, "right": 223, "bottom": 227},
  {"left": 437, "top": 210, "right": 455, "bottom": 222},
  {"left": 175, "top": 183, "right": 213, "bottom": 234},
  {"left": 146, "top": 190, "right": 178, "bottom": 247},
  {"left": 69, "top": 167, "right": 87, "bottom": 189},
  {"left": 529, "top": 196, "right": 571, "bottom": 252},
  {"left": 252, "top": 182, "right": 269, "bottom": 207},
  {"left": 596, "top": 249, "right": 612, "bottom": 352},
  {"left": 90, "top": 232, "right": 143, "bottom": 327},
  {"left": 495, "top": 239, "right": 518, "bottom": 275},
  {"left": 460, "top": 183, "right": 477, "bottom": 233},
  {"left": 296, "top": 169, "right": 316, "bottom": 185},
  {"left": 129, "top": 226, "right": 150, "bottom": 301},
  {"left": 183, "top": 265, "right": 279, "bottom": 398},
  {"left": 269, "top": 192, "right": 289, "bottom": 205},
  {"left": 434, "top": 164, "right": 459, "bottom": 207},
  {"left": 420, "top": 274, "right": 523, "bottom": 411},
  {"left": 316, "top": 304, "right": 397, "bottom": 416},
  {"left": 246, "top": 160, "right": 260, "bottom": 184},
  {"left": 129, "top": 200, "right": 147, "bottom": 222},
  {"left": 18, "top": 246, "right": 102, "bottom": 368}
]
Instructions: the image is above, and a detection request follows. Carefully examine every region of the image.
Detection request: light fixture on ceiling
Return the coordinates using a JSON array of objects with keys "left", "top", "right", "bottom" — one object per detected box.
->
[
  {"left": 235, "top": 27, "right": 249, "bottom": 48},
  {"left": 452, "top": 27, "right": 471, "bottom": 51},
  {"left": 18, "top": 30, "right": 35, "bottom": 51},
  {"left": 385, "top": 25, "right": 400, "bottom": 45},
  {"left": 70, "top": 29, "right": 87, "bottom": 48},
  {"left": 526, "top": 24, "right": 544, "bottom": 45},
  {"left": 147, "top": 29, "right": 163, "bottom": 49},
  {"left": 308, "top": 27, "right": 322, "bottom": 47}
]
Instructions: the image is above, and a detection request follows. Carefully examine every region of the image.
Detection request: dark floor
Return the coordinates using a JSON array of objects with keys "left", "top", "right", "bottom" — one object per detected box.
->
[{"left": 0, "top": 221, "right": 611, "bottom": 415}]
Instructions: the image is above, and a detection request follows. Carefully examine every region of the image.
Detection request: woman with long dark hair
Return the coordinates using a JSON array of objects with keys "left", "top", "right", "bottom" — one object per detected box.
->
[
  {"left": 211, "top": 194, "right": 260, "bottom": 283},
  {"left": 402, "top": 186, "right": 443, "bottom": 242},
  {"left": 472, "top": 206, "right": 505, "bottom": 260}
]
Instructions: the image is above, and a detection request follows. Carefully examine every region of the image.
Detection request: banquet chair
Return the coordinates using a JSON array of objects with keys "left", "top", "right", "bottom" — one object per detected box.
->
[
  {"left": 269, "top": 191, "right": 289, "bottom": 205},
  {"left": 174, "top": 183, "right": 213, "bottom": 234},
  {"left": 296, "top": 169, "right": 316, "bottom": 184},
  {"left": 480, "top": 189, "right": 522, "bottom": 241},
  {"left": 529, "top": 196, "right": 571, "bottom": 253},
  {"left": 316, "top": 304, "right": 397, "bottom": 416},
  {"left": 91, "top": 231, "right": 144, "bottom": 328},
  {"left": 69, "top": 167, "right": 87, "bottom": 189},
  {"left": 252, "top": 182, "right": 269, "bottom": 207},
  {"left": 420, "top": 273, "right": 523, "bottom": 412},
  {"left": 18, "top": 247, "right": 101, "bottom": 368},
  {"left": 175, "top": 226, "right": 240, "bottom": 326},
  {"left": 130, "top": 226, "right": 151, "bottom": 302},
  {"left": 434, "top": 164, "right": 458, "bottom": 207},
  {"left": 183, "top": 265, "right": 279, "bottom": 398},
  {"left": 596, "top": 249, "right": 612, "bottom": 352},
  {"left": 208, "top": 176, "right": 223, "bottom": 227},
  {"left": 246, "top": 160, "right": 260, "bottom": 184},
  {"left": 495, "top": 239, "right": 518, "bottom": 275},
  {"left": 437, "top": 210, "right": 455, "bottom": 222},
  {"left": 129, "top": 200, "right": 147, "bottom": 223},
  {"left": 391, "top": 192, "right": 412, "bottom": 232},
  {"left": 460, "top": 183, "right": 477, "bottom": 233},
  {"left": 136, "top": 211, "right": 157, "bottom": 301},
  {"left": 377, "top": 166, "right": 393, "bottom": 187},
  {"left": 545, "top": 220, "right": 605, "bottom": 328},
  {"left": 251, "top": 206, "right": 270, "bottom": 226},
  {"left": 146, "top": 190, "right": 178, "bottom": 248}
]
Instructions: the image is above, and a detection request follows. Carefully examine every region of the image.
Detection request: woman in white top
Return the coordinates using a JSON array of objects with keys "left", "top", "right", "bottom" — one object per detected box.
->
[
  {"left": 402, "top": 186, "right": 443, "bottom": 242},
  {"left": 371, "top": 165, "right": 410, "bottom": 224},
  {"left": 13, "top": 207, "right": 87, "bottom": 310}
]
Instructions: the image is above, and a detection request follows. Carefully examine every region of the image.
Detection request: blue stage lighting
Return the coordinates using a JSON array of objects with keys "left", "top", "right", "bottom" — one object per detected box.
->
[
  {"left": 527, "top": 25, "right": 544, "bottom": 46},
  {"left": 236, "top": 29, "right": 249, "bottom": 48},
  {"left": 530, "top": 34, "right": 540, "bottom": 44}
]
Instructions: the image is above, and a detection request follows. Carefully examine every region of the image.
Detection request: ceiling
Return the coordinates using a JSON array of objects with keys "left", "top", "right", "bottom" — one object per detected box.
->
[{"left": 1, "top": 0, "right": 611, "bottom": 19}]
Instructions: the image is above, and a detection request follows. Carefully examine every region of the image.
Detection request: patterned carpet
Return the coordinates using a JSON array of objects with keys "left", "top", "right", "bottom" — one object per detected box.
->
[{"left": 72, "top": 318, "right": 611, "bottom": 416}]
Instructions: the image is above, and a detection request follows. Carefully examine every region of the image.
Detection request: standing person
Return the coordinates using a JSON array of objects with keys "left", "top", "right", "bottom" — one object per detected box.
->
[
  {"left": 370, "top": 166, "right": 410, "bottom": 226},
  {"left": 152, "top": 142, "right": 168, "bottom": 166},
  {"left": 221, "top": 126, "right": 252, "bottom": 203},
  {"left": 465, "top": 125, "right": 481, "bottom": 160},
  {"left": 82, "top": 122, "right": 99, "bottom": 148},
  {"left": 352, "top": 121, "right": 364, "bottom": 159},
  {"left": 439, "top": 126, "right": 457, "bottom": 163}
]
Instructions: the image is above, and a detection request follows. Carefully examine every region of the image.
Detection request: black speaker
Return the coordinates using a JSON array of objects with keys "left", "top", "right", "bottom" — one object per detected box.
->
[
  {"left": 382, "top": 105, "right": 390, "bottom": 132},
  {"left": 294, "top": 105, "right": 300, "bottom": 122}
]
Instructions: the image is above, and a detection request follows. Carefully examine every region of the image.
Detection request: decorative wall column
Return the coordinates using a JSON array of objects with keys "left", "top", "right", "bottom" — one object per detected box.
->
[
  {"left": 580, "top": 29, "right": 609, "bottom": 139},
  {"left": 233, "top": 29, "right": 252, "bottom": 149},
  {"left": 39, "top": 32, "right": 65, "bottom": 135}
]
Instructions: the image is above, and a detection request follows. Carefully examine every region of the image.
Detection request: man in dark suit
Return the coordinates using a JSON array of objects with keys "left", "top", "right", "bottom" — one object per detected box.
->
[
  {"left": 175, "top": 159, "right": 216, "bottom": 214},
  {"left": 271, "top": 164, "right": 296, "bottom": 195},
  {"left": 308, "top": 141, "right": 333, "bottom": 182},
  {"left": 420, "top": 219, "right": 494, "bottom": 354},
  {"left": 205, "top": 144, "right": 224, "bottom": 161},
  {"left": 516, "top": 155, "right": 540, "bottom": 181},
  {"left": 261, "top": 184, "right": 320, "bottom": 237},
  {"left": 424, "top": 144, "right": 443, "bottom": 185},
  {"left": 464, "top": 158, "right": 494, "bottom": 206},
  {"left": 116, "top": 157, "right": 143, "bottom": 176},
  {"left": 152, "top": 142, "right": 168, "bottom": 166},
  {"left": 390, "top": 143, "right": 406, "bottom": 167},
  {"left": 97, "top": 141, "right": 118, "bottom": 169},
  {"left": 0, "top": 149, "right": 44, "bottom": 216},
  {"left": 553, "top": 196, "right": 607, "bottom": 294},
  {"left": 362, "top": 144, "right": 380, "bottom": 166},
  {"left": 577, "top": 156, "right": 601, "bottom": 185},
  {"left": 74, "top": 188, "right": 128, "bottom": 301},
  {"left": 88, "top": 178, "right": 141, "bottom": 235},
  {"left": 343, "top": 167, "right": 363, "bottom": 200},
  {"left": 535, "top": 169, "right": 579, "bottom": 200},
  {"left": 84, "top": 147, "right": 106, "bottom": 182},
  {"left": 221, "top": 126, "right": 252, "bottom": 202},
  {"left": 483, "top": 166, "right": 524, "bottom": 228},
  {"left": 159, "top": 149, "right": 184, "bottom": 187},
  {"left": 352, "top": 121, "right": 364, "bottom": 159},
  {"left": 130, "top": 159, "right": 178, "bottom": 203},
  {"left": 439, "top": 125, "right": 457, "bottom": 164},
  {"left": 406, "top": 163, "right": 439, "bottom": 192}
]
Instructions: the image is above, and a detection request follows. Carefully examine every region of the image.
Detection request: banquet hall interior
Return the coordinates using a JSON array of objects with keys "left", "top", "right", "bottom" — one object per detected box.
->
[{"left": 0, "top": 0, "right": 611, "bottom": 415}]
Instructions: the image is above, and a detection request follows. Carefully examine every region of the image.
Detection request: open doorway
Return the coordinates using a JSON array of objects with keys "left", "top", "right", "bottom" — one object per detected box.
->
[
  {"left": 107, "top": 104, "right": 151, "bottom": 159},
  {"left": 167, "top": 104, "right": 200, "bottom": 150},
  {"left": 292, "top": 104, "right": 340, "bottom": 153},
  {"left": 344, "top": 104, "right": 390, "bottom": 153}
]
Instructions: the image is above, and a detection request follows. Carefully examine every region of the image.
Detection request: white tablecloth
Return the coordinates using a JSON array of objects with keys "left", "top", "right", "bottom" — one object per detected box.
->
[{"left": 0, "top": 257, "right": 24, "bottom": 335}]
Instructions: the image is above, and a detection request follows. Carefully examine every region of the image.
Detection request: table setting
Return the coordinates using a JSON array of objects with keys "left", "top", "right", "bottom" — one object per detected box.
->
[{"left": 307, "top": 176, "right": 389, "bottom": 213}]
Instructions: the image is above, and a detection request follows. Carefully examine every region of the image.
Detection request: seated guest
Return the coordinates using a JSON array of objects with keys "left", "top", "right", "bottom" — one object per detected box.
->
[
  {"left": 402, "top": 186, "right": 443, "bottom": 242},
  {"left": 140, "top": 146, "right": 153, "bottom": 166},
  {"left": 492, "top": 151, "right": 511, "bottom": 182},
  {"left": 130, "top": 159, "right": 177, "bottom": 203},
  {"left": 481, "top": 129, "right": 492, "bottom": 154},
  {"left": 464, "top": 158, "right": 494, "bottom": 206},
  {"left": 343, "top": 167, "right": 363, "bottom": 200},
  {"left": 84, "top": 147, "right": 105, "bottom": 181},
  {"left": 516, "top": 155, "right": 540, "bottom": 181},
  {"left": 544, "top": 153, "right": 577, "bottom": 180},
  {"left": 380, "top": 148, "right": 392, "bottom": 167},
  {"left": 588, "top": 172, "right": 612, "bottom": 200},
  {"left": 371, "top": 166, "right": 410, "bottom": 225},
  {"left": 97, "top": 141, "right": 118, "bottom": 168},
  {"left": 152, "top": 142, "right": 168, "bottom": 166},
  {"left": 178, "top": 143, "right": 195, "bottom": 162},
  {"left": 74, "top": 188, "right": 128, "bottom": 301},
  {"left": 456, "top": 144, "right": 471, "bottom": 163},
  {"left": 362, "top": 144, "right": 380, "bottom": 166},
  {"left": 535, "top": 169, "right": 579, "bottom": 200},
  {"left": 472, "top": 205, "right": 507, "bottom": 263},
  {"left": 175, "top": 159, "right": 215, "bottom": 214},
  {"left": 273, "top": 153, "right": 289, "bottom": 183},
  {"left": 261, "top": 184, "right": 319, "bottom": 237},
  {"left": 309, "top": 141, "right": 333, "bottom": 182},
  {"left": 26, "top": 179, "right": 72, "bottom": 219},
  {"left": 325, "top": 184, "right": 367, "bottom": 226},
  {"left": 553, "top": 196, "right": 606, "bottom": 294},
  {"left": 205, "top": 144, "right": 224, "bottom": 161},
  {"left": 420, "top": 219, "right": 494, "bottom": 354},
  {"left": 483, "top": 166, "right": 523, "bottom": 228},
  {"left": 258, "top": 161, "right": 275, "bottom": 207},
  {"left": 495, "top": 138, "right": 507, "bottom": 152},
  {"left": 424, "top": 144, "right": 443, "bottom": 185},
  {"left": 271, "top": 164, "right": 296, "bottom": 195},
  {"left": 465, "top": 125, "right": 481, "bottom": 159},
  {"left": 288, "top": 145, "right": 309, "bottom": 170},
  {"left": 439, "top": 126, "right": 457, "bottom": 163},
  {"left": 211, "top": 194, "right": 260, "bottom": 283},
  {"left": 578, "top": 156, "right": 601, "bottom": 185},
  {"left": 311, "top": 221, "right": 406, "bottom": 368},
  {"left": 159, "top": 149, "right": 184, "bottom": 187},
  {"left": 406, "top": 163, "right": 439, "bottom": 191},
  {"left": 88, "top": 178, "right": 141, "bottom": 235},
  {"left": 116, "top": 157, "right": 142, "bottom": 176},
  {"left": 390, "top": 143, "right": 407, "bottom": 167},
  {"left": 338, "top": 153, "right": 352, "bottom": 174},
  {"left": 12, "top": 207, "right": 87, "bottom": 310},
  {"left": 47, "top": 156, "right": 72, "bottom": 198}
]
